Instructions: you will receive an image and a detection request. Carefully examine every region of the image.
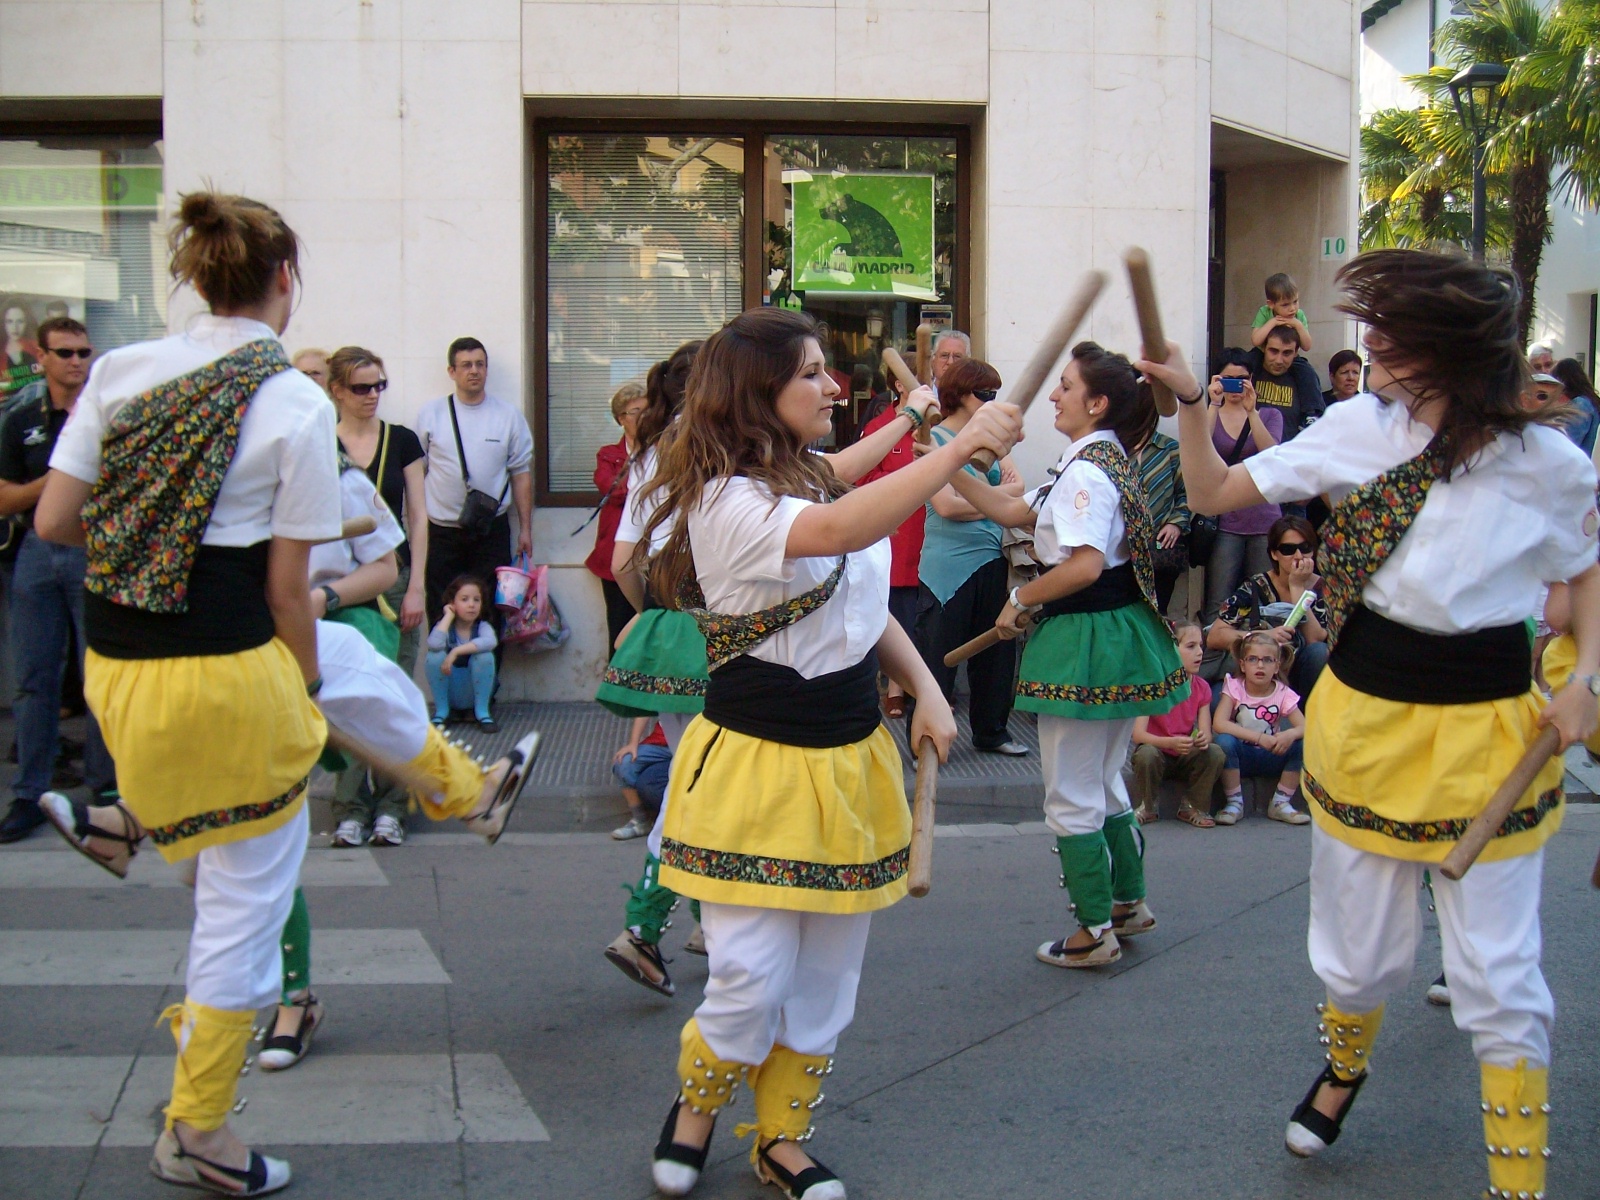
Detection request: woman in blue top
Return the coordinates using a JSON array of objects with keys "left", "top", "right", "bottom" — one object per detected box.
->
[{"left": 918, "top": 358, "right": 1027, "bottom": 754}]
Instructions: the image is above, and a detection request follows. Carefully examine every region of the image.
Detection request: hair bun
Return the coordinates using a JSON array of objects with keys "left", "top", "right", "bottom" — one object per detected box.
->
[{"left": 178, "top": 191, "right": 233, "bottom": 234}]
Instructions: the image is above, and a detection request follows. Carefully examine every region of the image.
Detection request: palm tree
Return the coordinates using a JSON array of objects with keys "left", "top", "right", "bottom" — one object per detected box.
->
[{"left": 1359, "top": 106, "right": 1502, "bottom": 251}]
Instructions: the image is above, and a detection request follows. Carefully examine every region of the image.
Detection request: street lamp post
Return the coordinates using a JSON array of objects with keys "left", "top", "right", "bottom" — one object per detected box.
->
[{"left": 1447, "top": 62, "right": 1510, "bottom": 262}]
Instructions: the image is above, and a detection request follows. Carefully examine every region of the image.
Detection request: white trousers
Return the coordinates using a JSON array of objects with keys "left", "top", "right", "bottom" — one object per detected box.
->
[
  {"left": 187, "top": 803, "right": 308, "bottom": 1012},
  {"left": 693, "top": 902, "right": 873, "bottom": 1064},
  {"left": 1038, "top": 714, "right": 1136, "bottom": 836},
  {"left": 315, "top": 619, "right": 431, "bottom": 764},
  {"left": 645, "top": 710, "right": 694, "bottom": 859},
  {"left": 1308, "top": 825, "right": 1553, "bottom": 1068}
]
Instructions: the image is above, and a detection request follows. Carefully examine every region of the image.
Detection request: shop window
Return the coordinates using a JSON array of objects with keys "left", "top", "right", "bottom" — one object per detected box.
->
[
  {"left": 534, "top": 123, "right": 964, "bottom": 502},
  {"left": 0, "top": 132, "right": 164, "bottom": 410}
]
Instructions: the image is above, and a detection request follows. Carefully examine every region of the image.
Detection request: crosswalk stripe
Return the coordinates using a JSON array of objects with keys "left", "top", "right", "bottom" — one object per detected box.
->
[
  {"left": 0, "top": 930, "right": 450, "bottom": 986},
  {"left": 103, "top": 1052, "right": 548, "bottom": 1146},
  {"left": 0, "top": 848, "right": 388, "bottom": 890},
  {"left": 0, "top": 1053, "right": 547, "bottom": 1147}
]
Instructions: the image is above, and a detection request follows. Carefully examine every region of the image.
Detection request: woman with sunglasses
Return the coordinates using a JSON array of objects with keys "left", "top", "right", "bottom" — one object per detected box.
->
[
  {"left": 1147, "top": 249, "right": 1600, "bottom": 1200},
  {"left": 1208, "top": 515, "right": 1329, "bottom": 702},
  {"left": 917, "top": 358, "right": 1029, "bottom": 755}
]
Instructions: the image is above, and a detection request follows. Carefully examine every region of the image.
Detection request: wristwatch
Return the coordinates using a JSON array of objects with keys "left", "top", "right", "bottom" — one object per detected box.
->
[
  {"left": 320, "top": 584, "right": 342, "bottom": 614},
  {"left": 1583, "top": 672, "right": 1600, "bottom": 697},
  {"left": 1009, "top": 586, "right": 1038, "bottom": 613}
]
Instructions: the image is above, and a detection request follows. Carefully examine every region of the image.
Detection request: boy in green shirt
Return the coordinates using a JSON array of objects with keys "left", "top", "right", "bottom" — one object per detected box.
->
[{"left": 1251, "top": 271, "right": 1313, "bottom": 352}]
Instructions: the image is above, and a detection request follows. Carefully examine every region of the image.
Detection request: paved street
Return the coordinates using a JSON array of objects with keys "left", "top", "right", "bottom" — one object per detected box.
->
[{"left": 1, "top": 787, "right": 1597, "bottom": 1200}]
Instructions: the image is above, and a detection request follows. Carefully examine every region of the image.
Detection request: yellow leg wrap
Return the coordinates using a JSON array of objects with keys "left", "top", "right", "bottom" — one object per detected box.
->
[
  {"left": 735, "top": 1043, "right": 832, "bottom": 1164},
  {"left": 1481, "top": 1060, "right": 1549, "bottom": 1200},
  {"left": 160, "top": 1001, "right": 255, "bottom": 1132},
  {"left": 676, "top": 1019, "right": 749, "bottom": 1119},
  {"left": 410, "top": 727, "right": 488, "bottom": 821},
  {"left": 1316, "top": 999, "right": 1383, "bottom": 1082}
]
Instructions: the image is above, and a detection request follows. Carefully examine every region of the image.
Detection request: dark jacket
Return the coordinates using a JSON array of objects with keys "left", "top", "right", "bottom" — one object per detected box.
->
[{"left": 1245, "top": 348, "right": 1324, "bottom": 441}]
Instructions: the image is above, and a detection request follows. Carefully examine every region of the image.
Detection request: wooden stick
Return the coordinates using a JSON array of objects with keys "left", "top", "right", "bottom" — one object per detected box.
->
[
  {"left": 883, "top": 347, "right": 934, "bottom": 444},
  {"left": 1124, "top": 247, "right": 1176, "bottom": 417},
  {"left": 310, "top": 516, "right": 378, "bottom": 546},
  {"left": 944, "top": 609, "right": 1033, "bottom": 668},
  {"left": 1591, "top": 843, "right": 1600, "bottom": 890},
  {"left": 908, "top": 737, "right": 939, "bottom": 898},
  {"left": 971, "top": 271, "right": 1107, "bottom": 470},
  {"left": 914, "top": 323, "right": 933, "bottom": 385},
  {"left": 323, "top": 721, "right": 446, "bottom": 802},
  {"left": 1438, "top": 726, "right": 1561, "bottom": 881}
]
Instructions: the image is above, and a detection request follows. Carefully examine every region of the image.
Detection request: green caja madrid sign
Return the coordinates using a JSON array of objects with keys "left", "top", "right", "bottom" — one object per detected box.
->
[
  {"left": 790, "top": 171, "right": 937, "bottom": 301},
  {"left": 0, "top": 165, "right": 162, "bottom": 210}
]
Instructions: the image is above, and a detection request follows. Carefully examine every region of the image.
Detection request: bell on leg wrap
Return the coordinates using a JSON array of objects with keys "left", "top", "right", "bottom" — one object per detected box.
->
[
  {"left": 676, "top": 1018, "right": 749, "bottom": 1118},
  {"left": 280, "top": 888, "right": 310, "bottom": 1002},
  {"left": 161, "top": 1000, "right": 256, "bottom": 1132},
  {"left": 409, "top": 726, "right": 489, "bottom": 821},
  {"left": 1285, "top": 999, "right": 1383, "bottom": 1158},
  {"left": 1481, "top": 1060, "right": 1548, "bottom": 1200}
]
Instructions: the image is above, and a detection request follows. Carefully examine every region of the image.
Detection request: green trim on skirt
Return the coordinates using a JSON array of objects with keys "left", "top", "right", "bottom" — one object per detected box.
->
[
  {"left": 596, "top": 608, "right": 709, "bottom": 719},
  {"left": 1015, "top": 603, "right": 1188, "bottom": 720}
]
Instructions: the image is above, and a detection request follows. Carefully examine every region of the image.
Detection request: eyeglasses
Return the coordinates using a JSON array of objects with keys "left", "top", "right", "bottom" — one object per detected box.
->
[
  {"left": 47, "top": 347, "right": 93, "bottom": 360},
  {"left": 973, "top": 388, "right": 998, "bottom": 402},
  {"left": 1273, "top": 542, "right": 1312, "bottom": 556},
  {"left": 621, "top": 407, "right": 648, "bottom": 420},
  {"left": 1241, "top": 655, "right": 1280, "bottom": 666},
  {"left": 347, "top": 379, "right": 389, "bottom": 396}
]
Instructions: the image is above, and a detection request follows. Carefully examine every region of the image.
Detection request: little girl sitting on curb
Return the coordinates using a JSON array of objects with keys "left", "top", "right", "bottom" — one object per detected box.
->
[
  {"left": 1212, "top": 630, "right": 1310, "bottom": 825},
  {"left": 1129, "top": 621, "right": 1226, "bottom": 827},
  {"left": 426, "top": 575, "right": 498, "bottom": 730}
]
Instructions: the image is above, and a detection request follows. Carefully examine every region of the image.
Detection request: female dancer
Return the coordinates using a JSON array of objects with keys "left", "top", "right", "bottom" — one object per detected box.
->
[
  {"left": 1144, "top": 248, "right": 1600, "bottom": 1200},
  {"left": 639, "top": 308, "right": 1018, "bottom": 1199},
  {"left": 600, "top": 341, "right": 942, "bottom": 998},
  {"left": 34, "top": 191, "right": 532, "bottom": 1196},
  {"left": 944, "top": 342, "right": 1186, "bottom": 968}
]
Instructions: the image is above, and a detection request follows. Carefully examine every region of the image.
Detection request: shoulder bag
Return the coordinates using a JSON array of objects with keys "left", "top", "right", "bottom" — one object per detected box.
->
[{"left": 449, "top": 396, "right": 510, "bottom": 540}]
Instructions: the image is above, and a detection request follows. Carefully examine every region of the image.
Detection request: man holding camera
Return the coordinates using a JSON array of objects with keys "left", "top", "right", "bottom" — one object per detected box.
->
[{"left": 414, "top": 337, "right": 534, "bottom": 630}]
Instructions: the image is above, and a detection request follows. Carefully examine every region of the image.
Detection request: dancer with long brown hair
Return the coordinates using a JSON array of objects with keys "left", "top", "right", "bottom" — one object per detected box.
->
[
  {"left": 639, "top": 307, "right": 1019, "bottom": 1199},
  {"left": 1144, "top": 248, "right": 1600, "bottom": 1200}
]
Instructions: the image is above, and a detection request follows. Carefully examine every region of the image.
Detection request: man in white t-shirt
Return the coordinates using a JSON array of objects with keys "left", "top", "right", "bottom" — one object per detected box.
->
[{"left": 413, "top": 337, "right": 534, "bottom": 631}]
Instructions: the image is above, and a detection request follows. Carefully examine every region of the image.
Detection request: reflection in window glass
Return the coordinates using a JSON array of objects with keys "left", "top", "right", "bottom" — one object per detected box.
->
[
  {"left": 544, "top": 134, "right": 744, "bottom": 493},
  {"left": 0, "top": 134, "right": 165, "bottom": 409},
  {"left": 764, "top": 135, "right": 957, "bottom": 447}
]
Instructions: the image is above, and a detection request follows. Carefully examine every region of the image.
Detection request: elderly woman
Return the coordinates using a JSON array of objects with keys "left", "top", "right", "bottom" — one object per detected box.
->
[
  {"left": 1207, "top": 515, "right": 1329, "bottom": 700},
  {"left": 587, "top": 380, "right": 648, "bottom": 653},
  {"left": 1323, "top": 350, "right": 1362, "bottom": 407},
  {"left": 917, "top": 356, "right": 1028, "bottom": 755}
]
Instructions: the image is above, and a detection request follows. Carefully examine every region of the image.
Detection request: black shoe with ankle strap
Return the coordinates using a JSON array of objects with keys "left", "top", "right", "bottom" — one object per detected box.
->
[
  {"left": 1285, "top": 1062, "right": 1367, "bottom": 1157},
  {"left": 756, "top": 1138, "right": 846, "bottom": 1200}
]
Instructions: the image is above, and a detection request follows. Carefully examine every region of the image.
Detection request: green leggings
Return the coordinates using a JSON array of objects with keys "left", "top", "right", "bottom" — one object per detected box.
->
[
  {"left": 1055, "top": 810, "right": 1146, "bottom": 931},
  {"left": 281, "top": 887, "right": 311, "bottom": 1002},
  {"left": 624, "top": 853, "right": 700, "bottom": 945}
]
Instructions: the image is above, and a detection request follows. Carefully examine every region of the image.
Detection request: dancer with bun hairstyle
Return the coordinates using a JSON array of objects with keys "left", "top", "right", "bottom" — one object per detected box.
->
[
  {"left": 639, "top": 308, "right": 1019, "bottom": 1199},
  {"left": 1142, "top": 249, "right": 1600, "bottom": 1200},
  {"left": 941, "top": 342, "right": 1186, "bottom": 969}
]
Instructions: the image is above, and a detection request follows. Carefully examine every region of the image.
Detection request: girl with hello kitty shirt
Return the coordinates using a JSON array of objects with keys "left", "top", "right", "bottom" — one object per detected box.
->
[{"left": 1211, "top": 629, "right": 1309, "bottom": 825}]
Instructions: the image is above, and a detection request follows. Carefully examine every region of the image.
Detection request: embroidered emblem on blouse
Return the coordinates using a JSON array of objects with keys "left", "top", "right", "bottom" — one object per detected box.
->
[
  {"left": 1303, "top": 771, "right": 1559, "bottom": 844},
  {"left": 82, "top": 339, "right": 293, "bottom": 613},
  {"left": 679, "top": 556, "right": 848, "bottom": 671},
  {"left": 1016, "top": 665, "right": 1189, "bottom": 707},
  {"left": 1072, "top": 439, "right": 1164, "bottom": 619},
  {"left": 147, "top": 776, "right": 308, "bottom": 848},
  {"left": 1316, "top": 432, "right": 1453, "bottom": 649},
  {"left": 660, "top": 836, "right": 907, "bottom": 892}
]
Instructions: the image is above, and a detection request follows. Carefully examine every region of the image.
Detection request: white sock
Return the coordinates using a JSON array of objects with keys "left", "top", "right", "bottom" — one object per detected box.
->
[
  {"left": 1273, "top": 789, "right": 1296, "bottom": 805},
  {"left": 1224, "top": 789, "right": 1243, "bottom": 807}
]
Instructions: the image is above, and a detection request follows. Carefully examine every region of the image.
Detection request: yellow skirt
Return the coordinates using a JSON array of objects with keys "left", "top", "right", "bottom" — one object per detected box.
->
[
  {"left": 85, "top": 639, "right": 325, "bottom": 862},
  {"left": 657, "top": 717, "right": 911, "bottom": 915},
  {"left": 1302, "top": 669, "right": 1563, "bottom": 864},
  {"left": 1540, "top": 633, "right": 1600, "bottom": 755}
]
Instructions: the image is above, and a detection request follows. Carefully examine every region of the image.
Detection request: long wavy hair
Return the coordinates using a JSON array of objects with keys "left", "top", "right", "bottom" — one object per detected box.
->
[
  {"left": 641, "top": 308, "right": 845, "bottom": 607},
  {"left": 1335, "top": 249, "right": 1552, "bottom": 475},
  {"left": 635, "top": 340, "right": 702, "bottom": 453}
]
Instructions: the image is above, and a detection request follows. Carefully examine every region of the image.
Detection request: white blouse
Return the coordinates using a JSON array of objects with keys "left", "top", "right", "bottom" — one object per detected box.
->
[
  {"left": 308, "top": 466, "right": 406, "bottom": 589},
  {"left": 688, "top": 476, "right": 890, "bottom": 680},
  {"left": 1026, "top": 430, "right": 1131, "bottom": 570},
  {"left": 1245, "top": 393, "right": 1599, "bottom": 634},
  {"left": 51, "top": 315, "right": 342, "bottom": 546},
  {"left": 614, "top": 445, "right": 671, "bottom": 556}
]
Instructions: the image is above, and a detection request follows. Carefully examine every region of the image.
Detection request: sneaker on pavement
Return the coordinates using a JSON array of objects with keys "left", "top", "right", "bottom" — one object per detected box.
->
[
  {"left": 1268, "top": 797, "right": 1311, "bottom": 825},
  {"left": 0, "top": 797, "right": 46, "bottom": 843},
  {"left": 1214, "top": 799, "right": 1244, "bottom": 826},
  {"left": 369, "top": 815, "right": 406, "bottom": 846},
  {"left": 977, "top": 739, "right": 1030, "bottom": 757},
  {"left": 331, "top": 819, "right": 366, "bottom": 848},
  {"left": 1425, "top": 973, "right": 1452, "bottom": 1006},
  {"left": 611, "top": 815, "right": 651, "bottom": 841}
]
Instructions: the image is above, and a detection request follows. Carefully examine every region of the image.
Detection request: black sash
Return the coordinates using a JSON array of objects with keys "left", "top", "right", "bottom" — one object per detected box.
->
[
  {"left": 1328, "top": 605, "right": 1531, "bottom": 705},
  {"left": 85, "top": 542, "right": 274, "bottom": 659},
  {"left": 1040, "top": 561, "right": 1141, "bottom": 619},
  {"left": 704, "top": 652, "right": 881, "bottom": 748}
]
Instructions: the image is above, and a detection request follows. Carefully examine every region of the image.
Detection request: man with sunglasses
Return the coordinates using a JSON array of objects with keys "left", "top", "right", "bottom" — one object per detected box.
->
[{"left": 0, "top": 316, "right": 115, "bottom": 842}]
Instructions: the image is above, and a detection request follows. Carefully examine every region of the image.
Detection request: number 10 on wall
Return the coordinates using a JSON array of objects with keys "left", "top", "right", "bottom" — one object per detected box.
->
[{"left": 1321, "top": 236, "right": 1348, "bottom": 260}]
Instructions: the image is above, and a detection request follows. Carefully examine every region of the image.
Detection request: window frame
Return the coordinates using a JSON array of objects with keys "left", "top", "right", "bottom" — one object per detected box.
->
[{"left": 530, "top": 117, "right": 970, "bottom": 506}]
